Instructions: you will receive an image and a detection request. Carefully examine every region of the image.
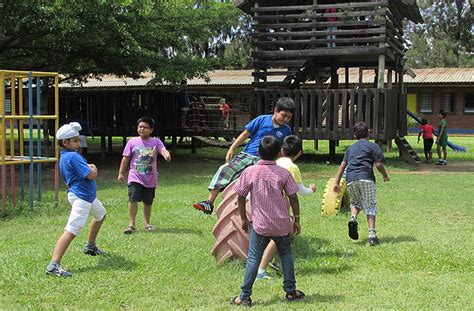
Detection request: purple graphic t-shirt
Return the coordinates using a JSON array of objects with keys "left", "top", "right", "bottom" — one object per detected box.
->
[{"left": 123, "top": 137, "right": 165, "bottom": 188}]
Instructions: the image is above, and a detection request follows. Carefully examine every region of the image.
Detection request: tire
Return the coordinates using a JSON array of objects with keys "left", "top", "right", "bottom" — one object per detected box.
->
[{"left": 321, "top": 178, "right": 350, "bottom": 216}]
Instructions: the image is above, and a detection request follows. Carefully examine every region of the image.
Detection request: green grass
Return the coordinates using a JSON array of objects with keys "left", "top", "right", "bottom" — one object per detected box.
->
[{"left": 0, "top": 143, "right": 473, "bottom": 309}]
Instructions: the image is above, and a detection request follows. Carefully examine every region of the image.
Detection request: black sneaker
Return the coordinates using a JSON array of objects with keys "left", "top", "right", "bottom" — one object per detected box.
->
[
  {"left": 45, "top": 264, "right": 72, "bottom": 278},
  {"left": 83, "top": 244, "right": 105, "bottom": 256},
  {"left": 193, "top": 200, "right": 214, "bottom": 215},
  {"left": 369, "top": 236, "right": 379, "bottom": 246},
  {"left": 348, "top": 219, "right": 359, "bottom": 240}
]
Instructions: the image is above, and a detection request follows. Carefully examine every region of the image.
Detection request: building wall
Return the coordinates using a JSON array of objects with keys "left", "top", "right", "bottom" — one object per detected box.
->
[{"left": 407, "top": 86, "right": 474, "bottom": 134}]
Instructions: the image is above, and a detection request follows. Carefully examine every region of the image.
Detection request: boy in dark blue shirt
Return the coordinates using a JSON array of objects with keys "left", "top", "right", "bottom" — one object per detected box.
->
[
  {"left": 45, "top": 122, "right": 106, "bottom": 277},
  {"left": 333, "top": 122, "right": 389, "bottom": 246}
]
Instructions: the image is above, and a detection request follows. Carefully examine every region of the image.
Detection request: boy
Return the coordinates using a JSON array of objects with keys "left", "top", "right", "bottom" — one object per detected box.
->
[
  {"left": 193, "top": 97, "right": 294, "bottom": 215},
  {"left": 257, "top": 135, "right": 316, "bottom": 280},
  {"left": 333, "top": 122, "right": 389, "bottom": 246},
  {"left": 230, "top": 136, "right": 305, "bottom": 306},
  {"left": 436, "top": 110, "right": 448, "bottom": 165},
  {"left": 46, "top": 122, "right": 106, "bottom": 277},
  {"left": 417, "top": 118, "right": 435, "bottom": 163},
  {"left": 118, "top": 117, "right": 171, "bottom": 234},
  {"left": 219, "top": 98, "right": 230, "bottom": 129}
]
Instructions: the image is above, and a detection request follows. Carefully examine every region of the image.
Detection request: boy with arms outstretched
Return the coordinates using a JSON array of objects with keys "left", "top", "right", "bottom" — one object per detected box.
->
[
  {"left": 230, "top": 136, "right": 305, "bottom": 306},
  {"left": 193, "top": 97, "right": 294, "bottom": 215},
  {"left": 46, "top": 122, "right": 106, "bottom": 277},
  {"left": 333, "top": 122, "right": 389, "bottom": 246}
]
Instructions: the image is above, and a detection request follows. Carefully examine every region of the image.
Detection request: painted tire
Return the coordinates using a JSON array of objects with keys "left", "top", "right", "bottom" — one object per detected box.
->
[{"left": 321, "top": 178, "right": 350, "bottom": 216}]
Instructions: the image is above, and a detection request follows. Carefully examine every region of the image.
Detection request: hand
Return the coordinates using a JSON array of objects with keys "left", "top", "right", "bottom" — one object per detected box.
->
[
  {"left": 88, "top": 163, "right": 97, "bottom": 171},
  {"left": 241, "top": 219, "right": 250, "bottom": 233},
  {"left": 293, "top": 221, "right": 301, "bottom": 235},
  {"left": 333, "top": 184, "right": 340, "bottom": 193},
  {"left": 117, "top": 173, "right": 125, "bottom": 182},
  {"left": 163, "top": 151, "right": 171, "bottom": 162},
  {"left": 225, "top": 148, "right": 235, "bottom": 162},
  {"left": 383, "top": 175, "right": 390, "bottom": 182},
  {"left": 309, "top": 184, "right": 316, "bottom": 193}
]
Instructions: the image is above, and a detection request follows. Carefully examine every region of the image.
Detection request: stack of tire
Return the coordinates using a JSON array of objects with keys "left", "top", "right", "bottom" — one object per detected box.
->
[
  {"left": 211, "top": 180, "right": 251, "bottom": 265},
  {"left": 321, "top": 178, "right": 350, "bottom": 216}
]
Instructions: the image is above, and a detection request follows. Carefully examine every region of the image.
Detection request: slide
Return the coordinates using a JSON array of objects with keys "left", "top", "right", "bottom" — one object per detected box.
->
[{"left": 407, "top": 110, "right": 467, "bottom": 152}]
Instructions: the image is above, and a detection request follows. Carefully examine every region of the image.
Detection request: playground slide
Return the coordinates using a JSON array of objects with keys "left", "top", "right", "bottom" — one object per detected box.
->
[{"left": 407, "top": 110, "right": 467, "bottom": 152}]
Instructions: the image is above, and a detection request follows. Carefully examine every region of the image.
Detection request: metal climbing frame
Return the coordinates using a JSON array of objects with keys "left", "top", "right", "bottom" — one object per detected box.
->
[{"left": 0, "top": 70, "right": 60, "bottom": 215}]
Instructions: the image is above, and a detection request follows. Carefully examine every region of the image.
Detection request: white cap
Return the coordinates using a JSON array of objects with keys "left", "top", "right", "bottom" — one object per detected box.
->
[{"left": 56, "top": 122, "right": 82, "bottom": 140}]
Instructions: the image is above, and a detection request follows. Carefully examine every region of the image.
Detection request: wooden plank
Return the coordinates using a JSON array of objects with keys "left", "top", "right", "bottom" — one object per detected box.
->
[
  {"left": 253, "top": 9, "right": 387, "bottom": 21},
  {"left": 341, "top": 90, "right": 347, "bottom": 137},
  {"left": 257, "top": 91, "right": 263, "bottom": 115},
  {"left": 349, "top": 89, "right": 355, "bottom": 136},
  {"left": 317, "top": 90, "right": 323, "bottom": 140},
  {"left": 253, "top": 27, "right": 386, "bottom": 38},
  {"left": 357, "top": 89, "right": 364, "bottom": 123},
  {"left": 251, "top": 1, "right": 387, "bottom": 12},
  {"left": 254, "top": 19, "right": 386, "bottom": 29},
  {"left": 365, "top": 89, "right": 372, "bottom": 129},
  {"left": 294, "top": 90, "right": 301, "bottom": 133},
  {"left": 333, "top": 90, "right": 339, "bottom": 140},
  {"left": 253, "top": 36, "right": 386, "bottom": 47},
  {"left": 310, "top": 90, "right": 315, "bottom": 140},
  {"left": 302, "top": 90, "right": 308, "bottom": 137},
  {"left": 252, "top": 70, "right": 297, "bottom": 77},
  {"left": 252, "top": 47, "right": 385, "bottom": 58},
  {"left": 374, "top": 89, "right": 380, "bottom": 137}
]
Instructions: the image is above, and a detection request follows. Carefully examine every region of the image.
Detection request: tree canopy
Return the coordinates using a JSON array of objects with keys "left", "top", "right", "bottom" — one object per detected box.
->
[{"left": 0, "top": 0, "right": 246, "bottom": 84}]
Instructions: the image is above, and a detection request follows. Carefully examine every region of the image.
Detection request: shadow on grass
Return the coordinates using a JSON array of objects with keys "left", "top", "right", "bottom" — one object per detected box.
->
[
  {"left": 298, "top": 264, "right": 353, "bottom": 275},
  {"left": 294, "top": 236, "right": 355, "bottom": 260},
  {"left": 258, "top": 293, "right": 344, "bottom": 306},
  {"left": 355, "top": 235, "right": 416, "bottom": 246},
  {"left": 74, "top": 252, "right": 137, "bottom": 273}
]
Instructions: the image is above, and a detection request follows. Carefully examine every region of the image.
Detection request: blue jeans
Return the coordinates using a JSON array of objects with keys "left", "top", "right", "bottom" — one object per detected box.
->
[{"left": 240, "top": 225, "right": 296, "bottom": 300}]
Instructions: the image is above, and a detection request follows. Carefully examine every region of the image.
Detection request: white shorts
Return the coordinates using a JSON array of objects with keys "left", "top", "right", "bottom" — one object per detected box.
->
[
  {"left": 65, "top": 192, "right": 106, "bottom": 236},
  {"left": 79, "top": 135, "right": 87, "bottom": 148}
]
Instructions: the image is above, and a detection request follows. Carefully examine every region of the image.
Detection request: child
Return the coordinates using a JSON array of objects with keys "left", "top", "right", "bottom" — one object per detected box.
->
[
  {"left": 333, "top": 122, "right": 389, "bottom": 246},
  {"left": 257, "top": 135, "right": 316, "bottom": 280},
  {"left": 219, "top": 98, "right": 230, "bottom": 129},
  {"left": 230, "top": 136, "right": 305, "bottom": 306},
  {"left": 193, "top": 97, "right": 295, "bottom": 215},
  {"left": 117, "top": 117, "right": 171, "bottom": 234},
  {"left": 417, "top": 118, "right": 435, "bottom": 163},
  {"left": 436, "top": 110, "right": 448, "bottom": 165},
  {"left": 45, "top": 122, "right": 106, "bottom": 277}
]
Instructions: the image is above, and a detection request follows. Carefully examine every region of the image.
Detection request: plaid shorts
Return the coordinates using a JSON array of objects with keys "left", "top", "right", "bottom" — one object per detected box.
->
[
  {"left": 208, "top": 152, "right": 259, "bottom": 191},
  {"left": 346, "top": 180, "right": 378, "bottom": 216}
]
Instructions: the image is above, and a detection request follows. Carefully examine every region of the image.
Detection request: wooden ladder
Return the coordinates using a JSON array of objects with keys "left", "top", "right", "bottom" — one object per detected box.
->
[{"left": 394, "top": 135, "right": 421, "bottom": 164}]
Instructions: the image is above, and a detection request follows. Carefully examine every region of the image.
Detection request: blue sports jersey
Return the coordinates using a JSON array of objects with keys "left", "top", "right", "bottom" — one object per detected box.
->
[
  {"left": 59, "top": 150, "right": 96, "bottom": 203},
  {"left": 243, "top": 115, "right": 292, "bottom": 156}
]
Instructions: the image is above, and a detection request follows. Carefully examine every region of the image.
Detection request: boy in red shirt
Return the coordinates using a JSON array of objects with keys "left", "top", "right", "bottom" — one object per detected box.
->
[
  {"left": 219, "top": 98, "right": 230, "bottom": 129},
  {"left": 417, "top": 118, "right": 435, "bottom": 163}
]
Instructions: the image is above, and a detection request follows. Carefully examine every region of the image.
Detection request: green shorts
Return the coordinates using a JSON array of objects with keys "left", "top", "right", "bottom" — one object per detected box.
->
[{"left": 438, "top": 135, "right": 448, "bottom": 148}]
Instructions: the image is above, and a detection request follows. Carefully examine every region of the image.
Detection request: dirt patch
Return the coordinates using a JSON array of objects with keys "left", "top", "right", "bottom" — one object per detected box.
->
[{"left": 413, "top": 160, "right": 474, "bottom": 173}]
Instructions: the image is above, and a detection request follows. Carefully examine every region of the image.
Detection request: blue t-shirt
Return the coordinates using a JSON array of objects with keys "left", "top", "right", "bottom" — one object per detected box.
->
[
  {"left": 59, "top": 150, "right": 96, "bottom": 203},
  {"left": 243, "top": 115, "right": 292, "bottom": 156},
  {"left": 343, "top": 139, "right": 384, "bottom": 184}
]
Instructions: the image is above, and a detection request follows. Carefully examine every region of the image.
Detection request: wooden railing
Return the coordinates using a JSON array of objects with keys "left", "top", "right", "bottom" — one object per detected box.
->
[{"left": 251, "top": 88, "right": 404, "bottom": 140}]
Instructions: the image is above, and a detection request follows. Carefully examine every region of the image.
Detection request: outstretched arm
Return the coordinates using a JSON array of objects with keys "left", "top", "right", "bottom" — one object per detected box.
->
[{"left": 226, "top": 129, "right": 251, "bottom": 162}]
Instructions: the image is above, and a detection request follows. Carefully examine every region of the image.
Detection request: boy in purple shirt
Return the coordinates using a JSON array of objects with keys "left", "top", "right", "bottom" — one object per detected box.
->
[
  {"left": 118, "top": 117, "right": 171, "bottom": 234},
  {"left": 230, "top": 136, "right": 305, "bottom": 306}
]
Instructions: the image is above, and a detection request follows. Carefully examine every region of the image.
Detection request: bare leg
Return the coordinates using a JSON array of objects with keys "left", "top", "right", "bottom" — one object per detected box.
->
[
  {"left": 207, "top": 189, "right": 220, "bottom": 204},
  {"left": 143, "top": 203, "right": 152, "bottom": 227},
  {"left": 87, "top": 216, "right": 105, "bottom": 243},
  {"left": 51, "top": 231, "right": 76, "bottom": 263},
  {"left": 351, "top": 207, "right": 360, "bottom": 218},
  {"left": 367, "top": 215, "right": 376, "bottom": 231},
  {"left": 128, "top": 201, "right": 138, "bottom": 227},
  {"left": 259, "top": 240, "right": 277, "bottom": 271},
  {"left": 442, "top": 147, "right": 447, "bottom": 161},
  {"left": 437, "top": 144, "right": 442, "bottom": 160}
]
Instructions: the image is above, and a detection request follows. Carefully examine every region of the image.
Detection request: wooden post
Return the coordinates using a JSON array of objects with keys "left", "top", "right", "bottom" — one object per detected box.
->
[
  {"left": 314, "top": 139, "right": 318, "bottom": 151},
  {"left": 377, "top": 54, "right": 385, "bottom": 89},
  {"left": 172, "top": 135, "right": 177, "bottom": 155},
  {"left": 100, "top": 136, "right": 106, "bottom": 161},
  {"left": 122, "top": 136, "right": 127, "bottom": 149},
  {"left": 329, "top": 139, "right": 336, "bottom": 157},
  {"left": 107, "top": 136, "right": 112, "bottom": 153},
  {"left": 191, "top": 137, "right": 197, "bottom": 154}
]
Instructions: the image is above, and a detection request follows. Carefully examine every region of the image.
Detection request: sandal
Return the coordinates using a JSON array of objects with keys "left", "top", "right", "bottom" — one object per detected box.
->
[
  {"left": 286, "top": 289, "right": 305, "bottom": 301},
  {"left": 229, "top": 296, "right": 252, "bottom": 307},
  {"left": 123, "top": 225, "right": 136, "bottom": 234},
  {"left": 144, "top": 225, "right": 154, "bottom": 231}
]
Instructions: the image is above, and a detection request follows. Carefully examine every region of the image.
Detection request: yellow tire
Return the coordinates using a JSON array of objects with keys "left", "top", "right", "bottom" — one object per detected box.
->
[{"left": 321, "top": 178, "right": 350, "bottom": 216}]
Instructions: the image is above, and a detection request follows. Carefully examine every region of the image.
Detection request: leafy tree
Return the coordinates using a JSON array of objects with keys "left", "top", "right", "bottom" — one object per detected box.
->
[
  {"left": 0, "top": 0, "right": 244, "bottom": 84},
  {"left": 405, "top": 0, "right": 473, "bottom": 68}
]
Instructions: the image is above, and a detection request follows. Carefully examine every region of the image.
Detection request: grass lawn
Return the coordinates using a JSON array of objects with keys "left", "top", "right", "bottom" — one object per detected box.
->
[{"left": 0, "top": 138, "right": 473, "bottom": 309}]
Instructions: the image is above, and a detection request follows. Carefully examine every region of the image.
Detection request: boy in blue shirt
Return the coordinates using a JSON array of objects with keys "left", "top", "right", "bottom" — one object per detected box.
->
[
  {"left": 333, "top": 122, "right": 389, "bottom": 246},
  {"left": 193, "top": 97, "right": 294, "bottom": 215},
  {"left": 45, "top": 122, "right": 107, "bottom": 277}
]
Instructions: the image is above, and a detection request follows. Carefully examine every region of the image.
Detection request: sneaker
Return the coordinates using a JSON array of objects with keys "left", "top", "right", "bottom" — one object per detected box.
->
[
  {"left": 83, "top": 244, "right": 105, "bottom": 256},
  {"left": 45, "top": 264, "right": 72, "bottom": 278},
  {"left": 193, "top": 200, "right": 214, "bottom": 215},
  {"left": 256, "top": 270, "right": 272, "bottom": 280},
  {"left": 369, "top": 236, "right": 379, "bottom": 246},
  {"left": 348, "top": 218, "right": 359, "bottom": 240}
]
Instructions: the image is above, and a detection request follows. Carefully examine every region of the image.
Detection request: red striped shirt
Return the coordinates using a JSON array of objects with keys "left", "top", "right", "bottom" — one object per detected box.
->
[{"left": 234, "top": 160, "right": 299, "bottom": 236}]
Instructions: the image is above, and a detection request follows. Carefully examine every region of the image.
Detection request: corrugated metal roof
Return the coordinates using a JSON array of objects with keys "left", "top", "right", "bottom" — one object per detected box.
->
[{"left": 60, "top": 68, "right": 474, "bottom": 89}]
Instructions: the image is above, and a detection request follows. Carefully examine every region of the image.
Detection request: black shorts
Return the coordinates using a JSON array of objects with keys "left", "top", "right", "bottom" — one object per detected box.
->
[
  {"left": 423, "top": 138, "right": 434, "bottom": 153},
  {"left": 128, "top": 182, "right": 156, "bottom": 205}
]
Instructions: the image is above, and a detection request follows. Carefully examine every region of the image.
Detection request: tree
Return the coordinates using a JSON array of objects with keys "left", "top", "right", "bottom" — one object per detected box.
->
[
  {"left": 405, "top": 0, "right": 473, "bottom": 68},
  {"left": 0, "top": 0, "right": 244, "bottom": 84}
]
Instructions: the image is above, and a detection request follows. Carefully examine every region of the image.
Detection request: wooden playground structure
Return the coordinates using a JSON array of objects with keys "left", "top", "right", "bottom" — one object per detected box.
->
[{"left": 0, "top": 70, "right": 60, "bottom": 216}]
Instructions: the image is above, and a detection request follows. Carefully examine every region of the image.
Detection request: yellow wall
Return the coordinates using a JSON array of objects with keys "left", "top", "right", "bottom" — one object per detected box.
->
[{"left": 407, "top": 93, "right": 416, "bottom": 113}]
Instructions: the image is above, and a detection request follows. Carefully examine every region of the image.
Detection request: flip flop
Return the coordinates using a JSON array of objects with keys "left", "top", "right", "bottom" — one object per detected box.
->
[
  {"left": 229, "top": 296, "right": 252, "bottom": 307},
  {"left": 123, "top": 225, "right": 136, "bottom": 234},
  {"left": 286, "top": 289, "right": 305, "bottom": 301},
  {"left": 144, "top": 225, "right": 154, "bottom": 231}
]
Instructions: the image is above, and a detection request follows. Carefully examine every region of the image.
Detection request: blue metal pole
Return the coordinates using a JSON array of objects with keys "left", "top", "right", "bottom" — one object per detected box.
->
[
  {"left": 36, "top": 78, "right": 41, "bottom": 201},
  {"left": 28, "top": 72, "right": 34, "bottom": 211}
]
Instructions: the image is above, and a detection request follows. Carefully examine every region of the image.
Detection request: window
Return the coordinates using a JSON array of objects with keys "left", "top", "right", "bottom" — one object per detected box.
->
[
  {"left": 419, "top": 93, "right": 433, "bottom": 113},
  {"left": 465, "top": 93, "right": 474, "bottom": 114},
  {"left": 440, "top": 93, "right": 455, "bottom": 113}
]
